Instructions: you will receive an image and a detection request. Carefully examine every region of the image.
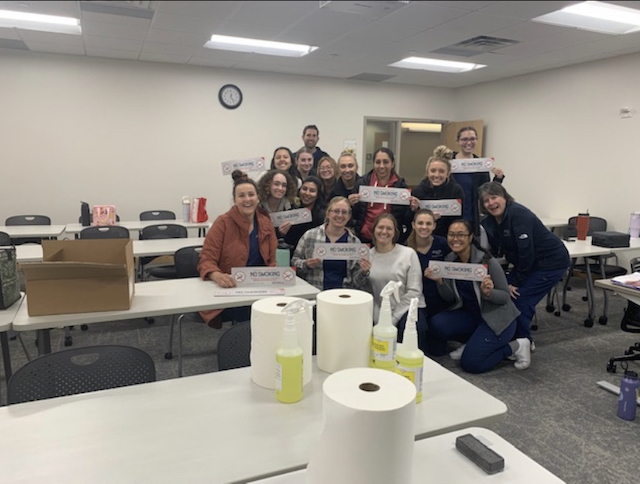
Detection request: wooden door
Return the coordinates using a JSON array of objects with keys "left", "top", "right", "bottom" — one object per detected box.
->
[{"left": 441, "top": 120, "right": 484, "bottom": 156}]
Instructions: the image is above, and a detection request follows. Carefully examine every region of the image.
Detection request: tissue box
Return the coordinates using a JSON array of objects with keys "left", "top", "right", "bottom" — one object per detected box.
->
[
  {"left": 591, "top": 231, "right": 630, "bottom": 248},
  {"left": 20, "top": 239, "right": 135, "bottom": 316}
]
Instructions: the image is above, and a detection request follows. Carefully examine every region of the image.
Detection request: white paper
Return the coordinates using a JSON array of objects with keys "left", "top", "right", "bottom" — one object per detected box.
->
[
  {"left": 214, "top": 288, "right": 285, "bottom": 297},
  {"left": 220, "top": 157, "right": 266, "bottom": 175},
  {"left": 450, "top": 157, "right": 493, "bottom": 173},
  {"left": 231, "top": 267, "right": 296, "bottom": 286},
  {"left": 419, "top": 198, "right": 462, "bottom": 216},
  {"left": 269, "top": 208, "right": 312, "bottom": 227},
  {"left": 428, "top": 260, "right": 488, "bottom": 281},
  {"left": 358, "top": 186, "right": 411, "bottom": 205},
  {"left": 313, "top": 243, "right": 370, "bottom": 260}
]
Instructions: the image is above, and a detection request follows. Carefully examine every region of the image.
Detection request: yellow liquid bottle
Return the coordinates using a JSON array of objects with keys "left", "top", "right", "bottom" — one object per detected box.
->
[
  {"left": 371, "top": 281, "right": 400, "bottom": 371},
  {"left": 395, "top": 298, "right": 424, "bottom": 403},
  {"left": 276, "top": 348, "right": 303, "bottom": 403}
]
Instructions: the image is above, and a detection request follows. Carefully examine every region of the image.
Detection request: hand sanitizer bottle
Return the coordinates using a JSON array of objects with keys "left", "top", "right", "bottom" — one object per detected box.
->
[
  {"left": 276, "top": 300, "right": 310, "bottom": 403},
  {"left": 371, "top": 280, "right": 402, "bottom": 371},
  {"left": 396, "top": 297, "right": 424, "bottom": 403}
]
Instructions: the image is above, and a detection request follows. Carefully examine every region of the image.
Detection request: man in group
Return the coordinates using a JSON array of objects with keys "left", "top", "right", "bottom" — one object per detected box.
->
[{"left": 296, "top": 124, "right": 329, "bottom": 170}]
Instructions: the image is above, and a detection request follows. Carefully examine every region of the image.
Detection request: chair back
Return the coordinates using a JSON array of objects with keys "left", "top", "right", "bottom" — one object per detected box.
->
[
  {"left": 78, "top": 214, "right": 121, "bottom": 223},
  {"left": 217, "top": 321, "right": 252, "bottom": 371},
  {"left": 0, "top": 231, "right": 11, "bottom": 245},
  {"left": 140, "top": 224, "right": 187, "bottom": 240},
  {"left": 140, "top": 210, "right": 176, "bottom": 221},
  {"left": 7, "top": 345, "right": 156, "bottom": 404},
  {"left": 567, "top": 216, "right": 607, "bottom": 235},
  {"left": 5, "top": 215, "right": 51, "bottom": 226},
  {"left": 175, "top": 246, "right": 203, "bottom": 278},
  {"left": 80, "top": 226, "right": 130, "bottom": 239}
]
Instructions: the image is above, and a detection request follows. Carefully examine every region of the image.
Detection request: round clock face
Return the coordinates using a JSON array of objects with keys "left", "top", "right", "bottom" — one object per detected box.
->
[{"left": 219, "top": 84, "right": 242, "bottom": 109}]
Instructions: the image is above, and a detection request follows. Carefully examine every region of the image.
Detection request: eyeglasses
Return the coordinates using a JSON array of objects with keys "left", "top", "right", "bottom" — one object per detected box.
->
[
  {"left": 319, "top": 166, "right": 333, "bottom": 172},
  {"left": 459, "top": 137, "right": 477, "bottom": 143},
  {"left": 447, "top": 232, "right": 471, "bottom": 239},
  {"left": 329, "top": 209, "right": 350, "bottom": 216}
]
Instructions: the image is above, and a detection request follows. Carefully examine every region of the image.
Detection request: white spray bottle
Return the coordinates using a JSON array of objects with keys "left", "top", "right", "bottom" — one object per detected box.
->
[
  {"left": 396, "top": 297, "right": 424, "bottom": 403},
  {"left": 371, "top": 280, "right": 402, "bottom": 371},
  {"left": 276, "top": 299, "right": 313, "bottom": 403}
]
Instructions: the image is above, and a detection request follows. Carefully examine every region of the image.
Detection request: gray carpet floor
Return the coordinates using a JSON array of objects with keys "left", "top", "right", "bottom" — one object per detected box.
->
[{"left": 1, "top": 278, "right": 638, "bottom": 484}]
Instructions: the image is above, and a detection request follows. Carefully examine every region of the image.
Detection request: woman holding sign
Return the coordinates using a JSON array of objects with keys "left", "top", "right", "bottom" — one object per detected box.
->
[
  {"left": 479, "top": 182, "right": 569, "bottom": 345},
  {"left": 257, "top": 169, "right": 298, "bottom": 237},
  {"left": 198, "top": 170, "right": 278, "bottom": 328},
  {"left": 425, "top": 220, "right": 530, "bottom": 373},
  {"left": 353, "top": 147, "right": 411, "bottom": 244},
  {"left": 284, "top": 176, "right": 325, "bottom": 255},
  {"left": 291, "top": 197, "right": 369, "bottom": 290},
  {"left": 451, "top": 126, "right": 505, "bottom": 235},
  {"left": 410, "top": 145, "right": 465, "bottom": 237}
]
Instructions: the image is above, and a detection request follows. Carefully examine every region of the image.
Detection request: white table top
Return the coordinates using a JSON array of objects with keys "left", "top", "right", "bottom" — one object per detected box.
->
[
  {"left": 0, "top": 293, "right": 24, "bottom": 332},
  {"left": 64, "top": 220, "right": 210, "bottom": 235},
  {"left": 0, "top": 361, "right": 507, "bottom": 484},
  {"left": 562, "top": 237, "right": 612, "bottom": 258},
  {"left": 539, "top": 217, "right": 568, "bottom": 229},
  {"left": 0, "top": 225, "right": 66, "bottom": 238},
  {"left": 15, "top": 238, "right": 206, "bottom": 262},
  {"left": 12, "top": 277, "right": 319, "bottom": 331},
  {"left": 249, "top": 427, "right": 564, "bottom": 484},
  {"left": 595, "top": 279, "right": 640, "bottom": 305}
]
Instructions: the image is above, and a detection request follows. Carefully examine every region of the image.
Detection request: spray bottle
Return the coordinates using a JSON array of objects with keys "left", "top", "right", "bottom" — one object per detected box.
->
[
  {"left": 371, "top": 280, "right": 402, "bottom": 371},
  {"left": 396, "top": 297, "right": 425, "bottom": 403},
  {"left": 276, "top": 299, "right": 312, "bottom": 403}
]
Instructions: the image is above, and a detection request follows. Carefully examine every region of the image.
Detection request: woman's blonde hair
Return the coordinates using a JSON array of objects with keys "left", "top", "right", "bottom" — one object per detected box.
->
[{"left": 425, "top": 145, "right": 453, "bottom": 177}]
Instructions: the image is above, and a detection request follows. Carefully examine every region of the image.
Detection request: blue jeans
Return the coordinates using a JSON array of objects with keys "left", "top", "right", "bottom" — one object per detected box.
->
[
  {"left": 509, "top": 268, "right": 567, "bottom": 340},
  {"left": 428, "top": 308, "right": 516, "bottom": 374}
]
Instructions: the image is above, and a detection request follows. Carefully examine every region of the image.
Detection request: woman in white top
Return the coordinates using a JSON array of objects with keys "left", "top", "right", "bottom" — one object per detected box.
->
[{"left": 361, "top": 213, "right": 428, "bottom": 350}]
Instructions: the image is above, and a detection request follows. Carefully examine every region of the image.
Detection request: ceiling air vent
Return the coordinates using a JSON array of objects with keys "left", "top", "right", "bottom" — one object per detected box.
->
[{"left": 432, "top": 35, "right": 519, "bottom": 58}]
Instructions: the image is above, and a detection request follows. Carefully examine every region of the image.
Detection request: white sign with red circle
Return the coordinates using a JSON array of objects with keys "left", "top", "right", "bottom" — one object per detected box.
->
[
  {"left": 220, "top": 157, "right": 266, "bottom": 175},
  {"left": 449, "top": 157, "right": 494, "bottom": 173},
  {"left": 313, "top": 243, "right": 370, "bottom": 260},
  {"left": 231, "top": 267, "right": 296, "bottom": 286},
  {"left": 358, "top": 186, "right": 411, "bottom": 205},
  {"left": 269, "top": 208, "right": 313, "bottom": 227},
  {"left": 419, "top": 199, "right": 462, "bottom": 216},
  {"left": 428, "top": 261, "right": 488, "bottom": 282}
]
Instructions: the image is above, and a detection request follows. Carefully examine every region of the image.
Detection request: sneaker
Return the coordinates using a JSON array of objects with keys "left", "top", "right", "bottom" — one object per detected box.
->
[
  {"left": 531, "top": 340, "right": 536, "bottom": 352},
  {"left": 449, "top": 344, "right": 466, "bottom": 361},
  {"left": 513, "top": 338, "right": 531, "bottom": 370}
]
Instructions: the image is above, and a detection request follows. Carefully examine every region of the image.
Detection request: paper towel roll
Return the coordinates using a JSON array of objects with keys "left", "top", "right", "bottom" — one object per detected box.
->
[
  {"left": 306, "top": 368, "right": 417, "bottom": 484},
  {"left": 250, "top": 297, "right": 313, "bottom": 389},
  {"left": 630, "top": 212, "right": 640, "bottom": 238},
  {"left": 316, "top": 289, "right": 373, "bottom": 374}
]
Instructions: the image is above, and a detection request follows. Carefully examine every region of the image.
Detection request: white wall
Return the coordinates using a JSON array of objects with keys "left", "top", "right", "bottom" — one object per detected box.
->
[{"left": 0, "top": 50, "right": 455, "bottom": 225}]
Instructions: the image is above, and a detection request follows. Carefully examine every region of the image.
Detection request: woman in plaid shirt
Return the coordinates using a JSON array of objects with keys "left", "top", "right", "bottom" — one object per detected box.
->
[{"left": 291, "top": 197, "right": 370, "bottom": 291}]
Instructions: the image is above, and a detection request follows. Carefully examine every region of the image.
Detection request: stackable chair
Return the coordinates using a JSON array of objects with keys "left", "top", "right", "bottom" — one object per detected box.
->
[
  {"left": 79, "top": 225, "right": 130, "bottom": 239},
  {"left": 139, "top": 210, "right": 176, "bottom": 221},
  {"left": 138, "top": 223, "right": 187, "bottom": 281},
  {"left": 5, "top": 214, "right": 51, "bottom": 245},
  {"left": 0, "top": 231, "right": 11, "bottom": 245},
  {"left": 7, "top": 345, "right": 156, "bottom": 404},
  {"left": 217, "top": 321, "right": 251, "bottom": 371}
]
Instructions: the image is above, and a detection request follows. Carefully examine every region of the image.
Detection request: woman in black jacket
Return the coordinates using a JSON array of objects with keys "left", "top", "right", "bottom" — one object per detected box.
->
[{"left": 410, "top": 145, "right": 465, "bottom": 237}]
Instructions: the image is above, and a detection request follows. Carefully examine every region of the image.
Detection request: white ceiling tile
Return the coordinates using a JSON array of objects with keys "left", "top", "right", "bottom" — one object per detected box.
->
[
  {"left": 84, "top": 34, "right": 143, "bottom": 52},
  {"left": 150, "top": 12, "right": 218, "bottom": 35},
  {"left": 82, "top": 19, "right": 148, "bottom": 41},
  {"left": 139, "top": 51, "right": 191, "bottom": 64},
  {"left": 230, "top": 1, "right": 318, "bottom": 28},
  {"left": 0, "top": 1, "right": 81, "bottom": 17},
  {"left": 84, "top": 46, "right": 140, "bottom": 60},
  {"left": 18, "top": 29, "right": 84, "bottom": 45},
  {"left": 141, "top": 40, "right": 199, "bottom": 56},
  {"left": 156, "top": 1, "right": 239, "bottom": 19},
  {"left": 145, "top": 28, "right": 208, "bottom": 46},
  {"left": 478, "top": 1, "right": 576, "bottom": 19},
  {"left": 378, "top": 2, "right": 471, "bottom": 29},
  {"left": 0, "top": 26, "right": 20, "bottom": 39},
  {"left": 436, "top": 11, "right": 527, "bottom": 36},
  {"left": 80, "top": 10, "right": 151, "bottom": 28},
  {"left": 23, "top": 40, "right": 85, "bottom": 55}
]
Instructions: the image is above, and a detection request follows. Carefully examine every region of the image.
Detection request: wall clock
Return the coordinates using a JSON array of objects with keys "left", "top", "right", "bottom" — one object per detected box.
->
[{"left": 218, "top": 84, "right": 243, "bottom": 109}]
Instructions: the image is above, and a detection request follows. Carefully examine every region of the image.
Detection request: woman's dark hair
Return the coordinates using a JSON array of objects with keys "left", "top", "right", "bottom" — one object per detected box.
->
[
  {"left": 371, "top": 213, "right": 400, "bottom": 247},
  {"left": 407, "top": 208, "right": 436, "bottom": 250},
  {"left": 270, "top": 146, "right": 300, "bottom": 180},
  {"left": 298, "top": 176, "right": 322, "bottom": 206},
  {"left": 477, "top": 182, "right": 515, "bottom": 215},
  {"left": 231, "top": 169, "right": 258, "bottom": 197},
  {"left": 298, "top": 176, "right": 326, "bottom": 221},
  {"left": 257, "top": 169, "right": 297, "bottom": 204},
  {"left": 456, "top": 126, "right": 478, "bottom": 140},
  {"left": 447, "top": 219, "right": 491, "bottom": 263}
]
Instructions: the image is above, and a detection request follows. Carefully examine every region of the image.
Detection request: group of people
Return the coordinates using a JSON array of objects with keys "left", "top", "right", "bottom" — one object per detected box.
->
[{"left": 196, "top": 125, "right": 570, "bottom": 374}]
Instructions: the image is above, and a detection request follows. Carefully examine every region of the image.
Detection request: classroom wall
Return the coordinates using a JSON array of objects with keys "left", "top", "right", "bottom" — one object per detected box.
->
[{"left": 0, "top": 49, "right": 455, "bottom": 226}]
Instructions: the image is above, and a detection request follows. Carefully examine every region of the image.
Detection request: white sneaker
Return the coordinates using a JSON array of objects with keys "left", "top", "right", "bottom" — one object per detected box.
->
[
  {"left": 531, "top": 340, "right": 536, "bottom": 352},
  {"left": 449, "top": 344, "right": 466, "bottom": 361},
  {"left": 513, "top": 338, "right": 531, "bottom": 370}
]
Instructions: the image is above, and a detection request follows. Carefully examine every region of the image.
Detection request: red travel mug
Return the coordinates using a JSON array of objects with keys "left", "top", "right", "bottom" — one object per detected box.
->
[{"left": 576, "top": 213, "right": 590, "bottom": 240}]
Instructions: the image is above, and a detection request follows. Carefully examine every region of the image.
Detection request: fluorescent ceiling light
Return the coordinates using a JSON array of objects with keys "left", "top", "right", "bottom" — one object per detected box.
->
[
  {"left": 401, "top": 123, "right": 442, "bottom": 133},
  {"left": 204, "top": 35, "right": 318, "bottom": 58},
  {"left": 0, "top": 9, "right": 81, "bottom": 35},
  {"left": 532, "top": 1, "right": 640, "bottom": 35},
  {"left": 389, "top": 57, "right": 485, "bottom": 73}
]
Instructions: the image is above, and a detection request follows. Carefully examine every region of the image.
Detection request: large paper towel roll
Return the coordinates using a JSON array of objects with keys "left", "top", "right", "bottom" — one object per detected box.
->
[
  {"left": 250, "top": 297, "right": 313, "bottom": 389},
  {"left": 316, "top": 289, "right": 373, "bottom": 373},
  {"left": 306, "top": 368, "right": 416, "bottom": 484}
]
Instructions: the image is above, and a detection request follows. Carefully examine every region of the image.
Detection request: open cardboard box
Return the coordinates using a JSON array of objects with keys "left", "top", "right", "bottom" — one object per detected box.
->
[{"left": 20, "top": 239, "right": 135, "bottom": 316}]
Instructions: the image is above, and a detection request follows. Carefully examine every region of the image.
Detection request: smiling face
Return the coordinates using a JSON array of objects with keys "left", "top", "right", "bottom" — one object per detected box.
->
[
  {"left": 326, "top": 199, "right": 351, "bottom": 230},
  {"left": 299, "top": 181, "right": 319, "bottom": 207},
  {"left": 234, "top": 182, "right": 259, "bottom": 218},
  {"left": 374, "top": 152, "right": 394, "bottom": 182},
  {"left": 296, "top": 152, "right": 314, "bottom": 176},
  {"left": 373, "top": 216, "right": 396, "bottom": 247},
  {"left": 338, "top": 155, "right": 357, "bottom": 183},
  {"left": 273, "top": 149, "right": 292, "bottom": 171},
  {"left": 427, "top": 160, "right": 449, "bottom": 187},
  {"left": 457, "top": 129, "right": 478, "bottom": 157},
  {"left": 447, "top": 222, "right": 473, "bottom": 256},
  {"left": 482, "top": 194, "right": 507, "bottom": 221},
  {"left": 412, "top": 213, "right": 436, "bottom": 240},
  {"left": 318, "top": 160, "right": 335, "bottom": 180},
  {"left": 270, "top": 173, "right": 288, "bottom": 200},
  {"left": 302, "top": 128, "right": 319, "bottom": 149}
]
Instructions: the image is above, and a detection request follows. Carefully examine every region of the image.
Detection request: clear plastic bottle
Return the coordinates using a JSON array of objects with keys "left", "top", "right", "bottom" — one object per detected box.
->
[
  {"left": 396, "top": 297, "right": 424, "bottom": 403},
  {"left": 371, "top": 280, "right": 402, "bottom": 371},
  {"left": 276, "top": 300, "right": 309, "bottom": 403}
]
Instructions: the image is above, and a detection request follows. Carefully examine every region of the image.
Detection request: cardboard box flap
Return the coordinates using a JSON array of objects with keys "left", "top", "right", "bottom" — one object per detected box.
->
[
  {"left": 42, "top": 239, "right": 131, "bottom": 263},
  {"left": 20, "top": 261, "right": 128, "bottom": 281}
]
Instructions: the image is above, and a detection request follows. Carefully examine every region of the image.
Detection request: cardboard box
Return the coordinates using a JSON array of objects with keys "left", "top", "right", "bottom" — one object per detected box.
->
[{"left": 20, "top": 239, "right": 135, "bottom": 316}]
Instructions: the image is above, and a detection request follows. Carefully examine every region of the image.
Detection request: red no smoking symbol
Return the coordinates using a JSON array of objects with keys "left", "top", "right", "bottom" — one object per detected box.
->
[
  {"left": 301, "top": 210, "right": 310, "bottom": 220},
  {"left": 451, "top": 203, "right": 460, "bottom": 212},
  {"left": 361, "top": 189, "right": 370, "bottom": 198},
  {"left": 283, "top": 270, "right": 294, "bottom": 281},
  {"left": 256, "top": 159, "right": 264, "bottom": 168},
  {"left": 316, "top": 247, "right": 326, "bottom": 257},
  {"left": 451, "top": 162, "right": 458, "bottom": 170},
  {"left": 234, "top": 272, "right": 246, "bottom": 282},
  {"left": 474, "top": 268, "right": 485, "bottom": 278},
  {"left": 431, "top": 265, "right": 440, "bottom": 274},
  {"left": 223, "top": 164, "right": 231, "bottom": 173},
  {"left": 484, "top": 159, "right": 493, "bottom": 169},
  {"left": 400, "top": 191, "right": 409, "bottom": 200},
  {"left": 358, "top": 247, "right": 369, "bottom": 257}
]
